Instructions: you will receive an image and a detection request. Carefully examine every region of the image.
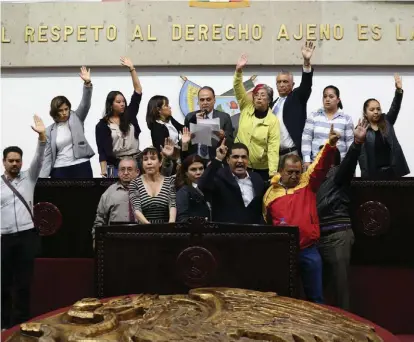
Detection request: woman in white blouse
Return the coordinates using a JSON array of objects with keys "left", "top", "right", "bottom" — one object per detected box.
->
[
  {"left": 40, "top": 67, "right": 94, "bottom": 178},
  {"left": 146, "top": 95, "right": 184, "bottom": 154}
]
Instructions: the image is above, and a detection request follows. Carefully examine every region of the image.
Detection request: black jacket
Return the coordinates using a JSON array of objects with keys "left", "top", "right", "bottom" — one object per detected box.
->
[
  {"left": 150, "top": 117, "right": 184, "bottom": 152},
  {"left": 184, "top": 109, "right": 234, "bottom": 160},
  {"left": 95, "top": 91, "right": 142, "bottom": 166},
  {"left": 197, "top": 159, "right": 265, "bottom": 224},
  {"left": 176, "top": 185, "right": 211, "bottom": 222},
  {"left": 317, "top": 142, "right": 362, "bottom": 227},
  {"left": 359, "top": 90, "right": 409, "bottom": 179},
  {"left": 272, "top": 68, "right": 313, "bottom": 157}
]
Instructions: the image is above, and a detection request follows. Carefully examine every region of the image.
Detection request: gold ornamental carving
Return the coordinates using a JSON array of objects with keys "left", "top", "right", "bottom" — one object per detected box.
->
[{"left": 7, "top": 288, "right": 383, "bottom": 341}]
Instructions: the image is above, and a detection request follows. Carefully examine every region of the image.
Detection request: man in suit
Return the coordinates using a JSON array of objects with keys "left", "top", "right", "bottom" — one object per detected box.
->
[
  {"left": 197, "top": 141, "right": 265, "bottom": 224},
  {"left": 184, "top": 86, "right": 234, "bottom": 160},
  {"left": 271, "top": 41, "right": 315, "bottom": 159}
]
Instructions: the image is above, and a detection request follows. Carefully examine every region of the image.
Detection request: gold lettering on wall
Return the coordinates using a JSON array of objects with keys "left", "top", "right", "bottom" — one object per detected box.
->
[
  {"left": 91, "top": 25, "right": 104, "bottom": 41},
  {"left": 212, "top": 24, "right": 222, "bottom": 41},
  {"left": 172, "top": 24, "right": 181, "bottom": 41},
  {"left": 320, "top": 24, "right": 330, "bottom": 40},
  {"left": 147, "top": 25, "right": 156, "bottom": 41},
  {"left": 51, "top": 26, "right": 61, "bottom": 42},
  {"left": 64, "top": 26, "right": 74, "bottom": 42},
  {"left": 226, "top": 24, "right": 235, "bottom": 40},
  {"left": 185, "top": 24, "right": 195, "bottom": 41},
  {"left": 277, "top": 24, "right": 289, "bottom": 40},
  {"left": 77, "top": 25, "right": 87, "bottom": 42},
  {"left": 238, "top": 24, "right": 248, "bottom": 40},
  {"left": 293, "top": 24, "right": 302, "bottom": 40},
  {"left": 252, "top": 24, "right": 262, "bottom": 40},
  {"left": 131, "top": 25, "right": 143, "bottom": 41},
  {"left": 25, "top": 26, "right": 35, "bottom": 42},
  {"left": 372, "top": 25, "right": 382, "bottom": 41},
  {"left": 396, "top": 24, "right": 406, "bottom": 41},
  {"left": 333, "top": 24, "right": 344, "bottom": 40},
  {"left": 199, "top": 24, "right": 208, "bottom": 41},
  {"left": 38, "top": 25, "right": 48, "bottom": 42},
  {"left": 358, "top": 24, "right": 369, "bottom": 40},
  {"left": 306, "top": 24, "right": 317, "bottom": 40},
  {"left": 1, "top": 27, "right": 11, "bottom": 43},
  {"left": 106, "top": 25, "right": 117, "bottom": 41}
]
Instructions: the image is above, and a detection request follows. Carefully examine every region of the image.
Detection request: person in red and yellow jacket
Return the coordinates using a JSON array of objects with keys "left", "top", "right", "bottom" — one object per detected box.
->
[{"left": 263, "top": 124, "right": 340, "bottom": 304}]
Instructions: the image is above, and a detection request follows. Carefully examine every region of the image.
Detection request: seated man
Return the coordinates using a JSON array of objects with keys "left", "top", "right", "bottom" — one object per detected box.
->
[
  {"left": 185, "top": 86, "right": 234, "bottom": 161},
  {"left": 316, "top": 120, "right": 368, "bottom": 310},
  {"left": 92, "top": 157, "right": 139, "bottom": 246},
  {"left": 263, "top": 125, "right": 340, "bottom": 304},
  {"left": 197, "top": 140, "right": 265, "bottom": 224}
]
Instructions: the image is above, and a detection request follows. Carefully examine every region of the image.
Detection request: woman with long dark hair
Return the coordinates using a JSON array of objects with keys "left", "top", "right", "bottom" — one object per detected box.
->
[
  {"left": 40, "top": 67, "right": 94, "bottom": 178},
  {"left": 359, "top": 74, "right": 408, "bottom": 179},
  {"left": 95, "top": 57, "right": 142, "bottom": 177},
  {"left": 175, "top": 154, "right": 210, "bottom": 222},
  {"left": 146, "top": 95, "right": 184, "bottom": 153},
  {"left": 302, "top": 85, "right": 354, "bottom": 169}
]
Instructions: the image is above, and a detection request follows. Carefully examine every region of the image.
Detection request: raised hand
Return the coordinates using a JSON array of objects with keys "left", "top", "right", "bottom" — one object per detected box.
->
[
  {"left": 31, "top": 115, "right": 46, "bottom": 135},
  {"left": 328, "top": 124, "right": 341, "bottom": 146},
  {"left": 79, "top": 66, "right": 91, "bottom": 83},
  {"left": 215, "top": 138, "right": 228, "bottom": 161},
  {"left": 160, "top": 137, "right": 175, "bottom": 158},
  {"left": 236, "top": 54, "right": 248, "bottom": 72},
  {"left": 354, "top": 119, "right": 369, "bottom": 144},
  {"left": 301, "top": 41, "right": 315, "bottom": 62},
  {"left": 181, "top": 127, "right": 191, "bottom": 145},
  {"left": 394, "top": 73, "right": 402, "bottom": 90},
  {"left": 120, "top": 56, "right": 134, "bottom": 71}
]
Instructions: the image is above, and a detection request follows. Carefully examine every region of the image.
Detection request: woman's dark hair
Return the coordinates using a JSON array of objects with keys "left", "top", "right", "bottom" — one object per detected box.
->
[
  {"left": 323, "top": 85, "right": 343, "bottom": 110},
  {"left": 146, "top": 95, "right": 169, "bottom": 130},
  {"left": 175, "top": 155, "right": 205, "bottom": 189},
  {"left": 104, "top": 91, "right": 130, "bottom": 136},
  {"left": 50, "top": 96, "right": 72, "bottom": 122},
  {"left": 363, "top": 98, "right": 387, "bottom": 136},
  {"left": 139, "top": 147, "right": 161, "bottom": 164}
]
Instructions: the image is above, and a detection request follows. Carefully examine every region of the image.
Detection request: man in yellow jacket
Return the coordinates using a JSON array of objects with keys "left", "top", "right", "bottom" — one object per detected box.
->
[{"left": 233, "top": 54, "right": 280, "bottom": 181}]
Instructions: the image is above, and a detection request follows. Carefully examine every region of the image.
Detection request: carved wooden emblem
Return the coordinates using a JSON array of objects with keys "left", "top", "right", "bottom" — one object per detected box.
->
[
  {"left": 358, "top": 201, "right": 390, "bottom": 236},
  {"left": 176, "top": 246, "right": 217, "bottom": 287},
  {"left": 9, "top": 288, "right": 384, "bottom": 341},
  {"left": 33, "top": 202, "right": 62, "bottom": 236}
]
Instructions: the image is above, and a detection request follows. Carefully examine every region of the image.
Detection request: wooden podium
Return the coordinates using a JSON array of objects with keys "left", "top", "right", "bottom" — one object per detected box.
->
[{"left": 94, "top": 218, "right": 299, "bottom": 299}]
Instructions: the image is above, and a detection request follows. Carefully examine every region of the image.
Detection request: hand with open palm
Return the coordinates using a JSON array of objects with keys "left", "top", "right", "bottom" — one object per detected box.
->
[
  {"left": 236, "top": 54, "right": 248, "bottom": 72},
  {"left": 79, "top": 66, "right": 91, "bottom": 83}
]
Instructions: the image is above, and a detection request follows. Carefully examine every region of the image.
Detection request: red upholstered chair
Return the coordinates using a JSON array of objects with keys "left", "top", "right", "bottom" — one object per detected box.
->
[
  {"left": 30, "top": 258, "right": 95, "bottom": 318},
  {"left": 397, "top": 336, "right": 414, "bottom": 342}
]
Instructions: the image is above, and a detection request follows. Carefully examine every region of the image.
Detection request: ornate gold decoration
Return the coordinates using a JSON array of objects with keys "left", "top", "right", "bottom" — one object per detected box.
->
[{"left": 8, "top": 288, "right": 383, "bottom": 341}]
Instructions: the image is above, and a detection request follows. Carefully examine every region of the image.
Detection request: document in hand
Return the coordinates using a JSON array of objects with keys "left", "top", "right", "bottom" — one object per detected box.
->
[
  {"left": 189, "top": 123, "right": 213, "bottom": 146},
  {"left": 189, "top": 117, "right": 221, "bottom": 146}
]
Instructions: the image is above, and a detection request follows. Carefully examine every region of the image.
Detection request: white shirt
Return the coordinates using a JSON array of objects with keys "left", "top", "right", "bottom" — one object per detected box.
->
[
  {"left": 272, "top": 66, "right": 312, "bottom": 150},
  {"left": 156, "top": 120, "right": 180, "bottom": 146},
  {"left": 272, "top": 97, "right": 295, "bottom": 150},
  {"left": 54, "top": 121, "right": 88, "bottom": 168},
  {"left": 109, "top": 123, "right": 140, "bottom": 158},
  {"left": 233, "top": 172, "right": 255, "bottom": 207}
]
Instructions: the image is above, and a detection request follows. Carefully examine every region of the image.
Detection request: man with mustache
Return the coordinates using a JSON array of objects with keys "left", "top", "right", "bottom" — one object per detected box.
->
[
  {"left": 197, "top": 139, "right": 266, "bottom": 224},
  {"left": 264, "top": 124, "right": 340, "bottom": 304},
  {"left": 1, "top": 115, "right": 47, "bottom": 328},
  {"left": 92, "top": 157, "right": 140, "bottom": 248}
]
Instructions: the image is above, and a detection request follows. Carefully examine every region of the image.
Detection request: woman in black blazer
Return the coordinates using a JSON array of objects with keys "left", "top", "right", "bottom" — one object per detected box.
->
[
  {"left": 359, "top": 74, "right": 409, "bottom": 180},
  {"left": 175, "top": 155, "right": 210, "bottom": 222},
  {"left": 146, "top": 95, "right": 184, "bottom": 153}
]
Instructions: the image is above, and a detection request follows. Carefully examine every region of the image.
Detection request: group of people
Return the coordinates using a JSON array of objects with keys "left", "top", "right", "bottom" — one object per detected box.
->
[{"left": 1, "top": 41, "right": 409, "bottom": 329}]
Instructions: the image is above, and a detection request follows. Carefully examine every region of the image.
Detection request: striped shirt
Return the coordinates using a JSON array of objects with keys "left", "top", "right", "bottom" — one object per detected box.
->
[
  {"left": 301, "top": 109, "right": 354, "bottom": 163},
  {"left": 129, "top": 175, "right": 176, "bottom": 224}
]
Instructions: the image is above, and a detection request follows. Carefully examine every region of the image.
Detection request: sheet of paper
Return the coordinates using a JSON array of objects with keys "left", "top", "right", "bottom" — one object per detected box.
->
[
  {"left": 196, "top": 117, "right": 221, "bottom": 142},
  {"left": 189, "top": 123, "right": 213, "bottom": 146}
]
